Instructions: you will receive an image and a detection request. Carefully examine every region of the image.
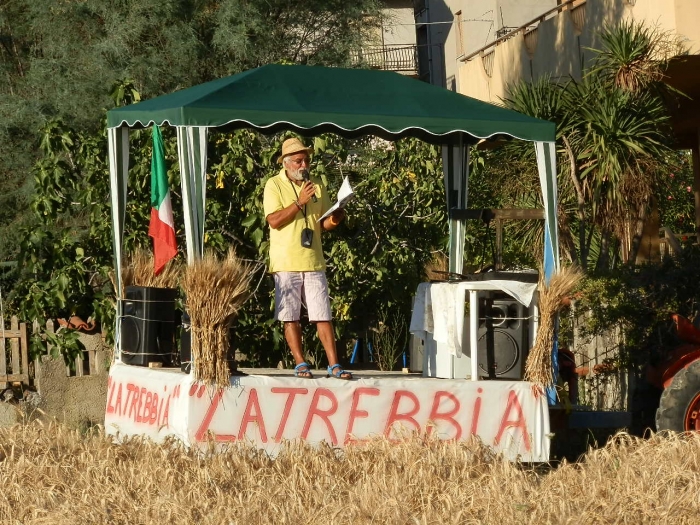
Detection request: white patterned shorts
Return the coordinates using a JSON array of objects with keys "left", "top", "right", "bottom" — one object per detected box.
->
[{"left": 273, "top": 271, "right": 332, "bottom": 322}]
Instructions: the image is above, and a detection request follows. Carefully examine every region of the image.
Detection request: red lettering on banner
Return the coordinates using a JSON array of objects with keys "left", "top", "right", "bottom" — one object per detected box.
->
[
  {"left": 138, "top": 390, "right": 146, "bottom": 423},
  {"left": 137, "top": 387, "right": 148, "bottom": 423},
  {"left": 344, "top": 387, "right": 380, "bottom": 444},
  {"left": 194, "top": 389, "right": 236, "bottom": 442},
  {"left": 150, "top": 393, "right": 158, "bottom": 424},
  {"left": 384, "top": 390, "right": 421, "bottom": 438},
  {"left": 301, "top": 389, "right": 339, "bottom": 445},
  {"left": 162, "top": 395, "right": 170, "bottom": 428},
  {"left": 238, "top": 389, "right": 268, "bottom": 443},
  {"left": 147, "top": 392, "right": 156, "bottom": 424},
  {"left": 494, "top": 390, "right": 531, "bottom": 451},
  {"left": 105, "top": 379, "right": 174, "bottom": 429},
  {"left": 123, "top": 383, "right": 133, "bottom": 416},
  {"left": 470, "top": 387, "right": 483, "bottom": 435},
  {"left": 127, "top": 384, "right": 140, "bottom": 419},
  {"left": 426, "top": 391, "right": 462, "bottom": 440},
  {"left": 142, "top": 389, "right": 152, "bottom": 423},
  {"left": 157, "top": 395, "right": 164, "bottom": 427},
  {"left": 271, "top": 388, "right": 308, "bottom": 443},
  {"left": 132, "top": 386, "right": 141, "bottom": 422}
]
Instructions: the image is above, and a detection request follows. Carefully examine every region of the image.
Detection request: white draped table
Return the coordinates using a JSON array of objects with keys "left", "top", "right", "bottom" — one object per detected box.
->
[{"left": 409, "top": 274, "right": 539, "bottom": 380}]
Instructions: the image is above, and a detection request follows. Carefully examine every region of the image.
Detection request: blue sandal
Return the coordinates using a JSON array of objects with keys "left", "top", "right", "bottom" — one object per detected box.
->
[
  {"left": 327, "top": 364, "right": 353, "bottom": 380},
  {"left": 294, "top": 362, "right": 314, "bottom": 379}
]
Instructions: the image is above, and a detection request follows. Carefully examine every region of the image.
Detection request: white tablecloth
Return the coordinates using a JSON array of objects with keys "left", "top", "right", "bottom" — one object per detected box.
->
[{"left": 409, "top": 279, "right": 538, "bottom": 358}]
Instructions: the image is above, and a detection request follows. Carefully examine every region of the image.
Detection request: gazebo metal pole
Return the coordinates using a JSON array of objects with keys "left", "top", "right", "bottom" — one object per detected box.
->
[
  {"left": 535, "top": 140, "right": 561, "bottom": 404},
  {"left": 177, "top": 126, "right": 209, "bottom": 263},
  {"left": 107, "top": 125, "right": 130, "bottom": 363},
  {"left": 443, "top": 134, "right": 469, "bottom": 275}
]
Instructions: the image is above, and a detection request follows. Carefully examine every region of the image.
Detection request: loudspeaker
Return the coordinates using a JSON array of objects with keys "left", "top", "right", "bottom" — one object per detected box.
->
[
  {"left": 477, "top": 299, "right": 529, "bottom": 379},
  {"left": 120, "top": 286, "right": 177, "bottom": 367},
  {"left": 178, "top": 312, "right": 239, "bottom": 375}
]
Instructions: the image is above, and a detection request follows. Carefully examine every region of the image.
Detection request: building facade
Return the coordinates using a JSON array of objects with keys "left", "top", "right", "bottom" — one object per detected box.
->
[{"left": 414, "top": 0, "right": 700, "bottom": 244}]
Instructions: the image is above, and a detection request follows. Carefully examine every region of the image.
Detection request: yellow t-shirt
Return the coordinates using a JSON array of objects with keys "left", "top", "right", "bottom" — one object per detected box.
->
[{"left": 263, "top": 169, "right": 332, "bottom": 273}]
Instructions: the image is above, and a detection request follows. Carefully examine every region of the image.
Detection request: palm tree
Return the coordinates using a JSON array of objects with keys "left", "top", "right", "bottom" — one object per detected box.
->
[
  {"left": 587, "top": 20, "right": 685, "bottom": 94},
  {"left": 581, "top": 20, "right": 686, "bottom": 264},
  {"left": 491, "top": 21, "right": 684, "bottom": 272},
  {"left": 563, "top": 74, "right": 673, "bottom": 267}
]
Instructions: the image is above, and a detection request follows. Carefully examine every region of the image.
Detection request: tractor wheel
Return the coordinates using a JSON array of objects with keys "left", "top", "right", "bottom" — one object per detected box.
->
[{"left": 656, "top": 359, "right": 700, "bottom": 432}]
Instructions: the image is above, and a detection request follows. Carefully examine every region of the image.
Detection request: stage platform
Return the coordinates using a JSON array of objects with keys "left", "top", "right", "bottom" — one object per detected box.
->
[{"left": 104, "top": 362, "right": 551, "bottom": 461}]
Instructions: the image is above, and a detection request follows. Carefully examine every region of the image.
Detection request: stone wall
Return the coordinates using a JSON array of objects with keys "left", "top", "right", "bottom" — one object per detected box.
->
[{"left": 32, "top": 332, "right": 111, "bottom": 428}]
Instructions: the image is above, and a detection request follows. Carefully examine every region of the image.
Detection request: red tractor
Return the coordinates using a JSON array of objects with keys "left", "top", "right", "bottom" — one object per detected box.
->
[{"left": 650, "top": 314, "right": 700, "bottom": 431}]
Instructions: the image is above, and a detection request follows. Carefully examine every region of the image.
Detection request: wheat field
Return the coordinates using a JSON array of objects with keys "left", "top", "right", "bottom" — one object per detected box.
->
[{"left": 1, "top": 420, "right": 699, "bottom": 525}]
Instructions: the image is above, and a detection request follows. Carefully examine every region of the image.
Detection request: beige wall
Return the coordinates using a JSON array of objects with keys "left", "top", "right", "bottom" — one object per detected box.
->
[
  {"left": 672, "top": 0, "right": 700, "bottom": 52},
  {"left": 454, "top": 0, "right": 700, "bottom": 104},
  {"left": 431, "top": 1, "right": 558, "bottom": 90},
  {"left": 382, "top": 2, "right": 418, "bottom": 46},
  {"left": 626, "top": 0, "right": 700, "bottom": 51}
]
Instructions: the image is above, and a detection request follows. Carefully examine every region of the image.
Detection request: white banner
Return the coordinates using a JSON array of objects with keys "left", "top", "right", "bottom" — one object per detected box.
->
[{"left": 105, "top": 363, "right": 550, "bottom": 461}]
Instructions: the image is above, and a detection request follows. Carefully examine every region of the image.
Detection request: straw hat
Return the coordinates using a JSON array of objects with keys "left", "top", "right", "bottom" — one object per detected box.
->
[{"left": 277, "top": 137, "right": 313, "bottom": 164}]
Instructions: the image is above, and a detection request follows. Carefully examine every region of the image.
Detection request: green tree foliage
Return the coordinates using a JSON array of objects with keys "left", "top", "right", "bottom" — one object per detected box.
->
[
  {"left": 10, "top": 103, "right": 446, "bottom": 364},
  {"left": 4, "top": 0, "right": 437, "bottom": 363},
  {"left": 0, "top": 0, "right": 383, "bottom": 294},
  {"left": 572, "top": 248, "right": 700, "bottom": 376}
]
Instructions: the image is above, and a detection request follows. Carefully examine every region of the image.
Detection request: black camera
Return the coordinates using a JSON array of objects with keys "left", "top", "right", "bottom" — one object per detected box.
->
[{"left": 301, "top": 228, "right": 313, "bottom": 248}]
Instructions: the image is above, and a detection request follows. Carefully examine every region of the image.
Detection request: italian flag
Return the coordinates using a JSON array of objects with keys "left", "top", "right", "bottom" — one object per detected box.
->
[{"left": 148, "top": 125, "right": 177, "bottom": 275}]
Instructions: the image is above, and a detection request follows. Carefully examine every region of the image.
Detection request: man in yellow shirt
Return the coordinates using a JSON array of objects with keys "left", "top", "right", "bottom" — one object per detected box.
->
[{"left": 263, "top": 137, "right": 352, "bottom": 380}]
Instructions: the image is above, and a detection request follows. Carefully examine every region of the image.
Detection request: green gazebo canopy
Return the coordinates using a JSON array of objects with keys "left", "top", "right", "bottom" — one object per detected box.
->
[{"left": 107, "top": 64, "right": 555, "bottom": 144}]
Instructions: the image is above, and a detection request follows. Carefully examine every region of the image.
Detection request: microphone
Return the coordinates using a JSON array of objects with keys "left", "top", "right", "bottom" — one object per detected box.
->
[{"left": 300, "top": 168, "right": 317, "bottom": 202}]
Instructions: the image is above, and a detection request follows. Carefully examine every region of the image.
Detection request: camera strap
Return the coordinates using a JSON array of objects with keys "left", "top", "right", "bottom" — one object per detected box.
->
[{"left": 289, "top": 180, "right": 309, "bottom": 229}]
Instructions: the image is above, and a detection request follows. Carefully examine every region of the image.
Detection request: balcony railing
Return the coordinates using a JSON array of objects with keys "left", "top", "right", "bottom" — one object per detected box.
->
[
  {"left": 461, "top": 0, "right": 586, "bottom": 62},
  {"left": 351, "top": 45, "right": 419, "bottom": 74}
]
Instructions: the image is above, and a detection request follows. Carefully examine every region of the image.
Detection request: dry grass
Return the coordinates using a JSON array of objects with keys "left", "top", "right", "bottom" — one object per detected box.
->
[
  {"left": 111, "top": 247, "right": 182, "bottom": 297},
  {"left": 1, "top": 420, "right": 700, "bottom": 524},
  {"left": 181, "top": 249, "right": 253, "bottom": 388},
  {"left": 525, "top": 266, "right": 583, "bottom": 389}
]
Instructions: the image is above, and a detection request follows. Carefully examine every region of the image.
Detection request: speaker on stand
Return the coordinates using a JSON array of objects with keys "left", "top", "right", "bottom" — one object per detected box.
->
[
  {"left": 120, "top": 286, "right": 177, "bottom": 367},
  {"left": 477, "top": 298, "right": 529, "bottom": 380}
]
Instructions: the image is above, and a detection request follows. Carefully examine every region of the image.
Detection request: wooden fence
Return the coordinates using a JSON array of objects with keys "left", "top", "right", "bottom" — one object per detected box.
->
[
  {"left": 659, "top": 228, "right": 698, "bottom": 259},
  {"left": 1, "top": 317, "right": 105, "bottom": 388},
  {"left": 34, "top": 319, "right": 105, "bottom": 378},
  {"left": 0, "top": 316, "right": 30, "bottom": 388}
]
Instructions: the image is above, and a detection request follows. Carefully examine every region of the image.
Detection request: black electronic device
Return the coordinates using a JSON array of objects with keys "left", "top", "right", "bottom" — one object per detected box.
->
[
  {"left": 476, "top": 298, "right": 529, "bottom": 380},
  {"left": 300, "top": 168, "right": 317, "bottom": 203},
  {"left": 120, "top": 286, "right": 177, "bottom": 367},
  {"left": 178, "top": 312, "right": 240, "bottom": 375}
]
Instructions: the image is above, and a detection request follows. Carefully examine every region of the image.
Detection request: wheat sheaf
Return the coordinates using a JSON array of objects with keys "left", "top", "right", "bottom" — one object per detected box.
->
[
  {"left": 182, "top": 249, "right": 253, "bottom": 388},
  {"left": 524, "top": 265, "right": 583, "bottom": 391}
]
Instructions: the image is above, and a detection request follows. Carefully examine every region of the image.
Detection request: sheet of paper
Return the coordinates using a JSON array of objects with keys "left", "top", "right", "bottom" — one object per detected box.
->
[{"left": 318, "top": 176, "right": 354, "bottom": 222}]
